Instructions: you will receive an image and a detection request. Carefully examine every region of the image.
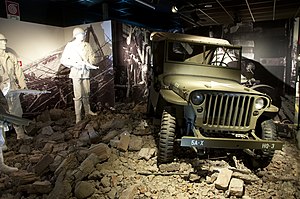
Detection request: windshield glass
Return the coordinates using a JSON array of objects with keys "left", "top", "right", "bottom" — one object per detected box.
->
[{"left": 167, "top": 41, "right": 241, "bottom": 69}]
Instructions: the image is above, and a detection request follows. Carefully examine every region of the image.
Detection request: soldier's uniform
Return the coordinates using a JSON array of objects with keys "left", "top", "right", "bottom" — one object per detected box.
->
[
  {"left": 0, "top": 90, "right": 8, "bottom": 148},
  {"left": 0, "top": 47, "right": 29, "bottom": 140},
  {"left": 0, "top": 51, "right": 26, "bottom": 114},
  {"left": 0, "top": 89, "right": 18, "bottom": 173},
  {"left": 60, "top": 27, "right": 97, "bottom": 123}
]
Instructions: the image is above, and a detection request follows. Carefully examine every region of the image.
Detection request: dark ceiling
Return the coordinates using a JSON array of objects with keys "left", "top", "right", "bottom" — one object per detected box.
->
[{"left": 1, "top": 0, "right": 300, "bottom": 31}]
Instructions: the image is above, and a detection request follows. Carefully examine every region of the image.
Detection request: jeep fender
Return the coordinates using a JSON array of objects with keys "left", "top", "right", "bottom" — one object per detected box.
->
[
  {"left": 265, "top": 104, "right": 279, "bottom": 113},
  {"left": 160, "top": 89, "right": 188, "bottom": 106},
  {"left": 251, "top": 84, "right": 281, "bottom": 110}
]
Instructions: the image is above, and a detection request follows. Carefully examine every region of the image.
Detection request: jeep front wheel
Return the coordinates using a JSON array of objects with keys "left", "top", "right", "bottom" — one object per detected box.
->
[
  {"left": 248, "top": 119, "right": 276, "bottom": 169},
  {"left": 158, "top": 110, "right": 176, "bottom": 163}
]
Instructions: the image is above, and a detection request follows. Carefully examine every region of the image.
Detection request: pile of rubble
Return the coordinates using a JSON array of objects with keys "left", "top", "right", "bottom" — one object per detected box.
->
[{"left": 0, "top": 103, "right": 300, "bottom": 199}]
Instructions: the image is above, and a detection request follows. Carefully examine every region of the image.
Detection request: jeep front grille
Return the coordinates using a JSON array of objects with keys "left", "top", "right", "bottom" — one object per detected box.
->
[{"left": 203, "top": 93, "right": 254, "bottom": 128}]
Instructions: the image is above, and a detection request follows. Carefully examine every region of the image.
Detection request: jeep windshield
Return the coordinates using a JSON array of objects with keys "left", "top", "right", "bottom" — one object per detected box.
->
[{"left": 167, "top": 41, "right": 241, "bottom": 69}]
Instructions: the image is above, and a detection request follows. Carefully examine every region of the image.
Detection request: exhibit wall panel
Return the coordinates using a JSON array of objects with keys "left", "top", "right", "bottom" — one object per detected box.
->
[
  {"left": 0, "top": 18, "right": 114, "bottom": 115},
  {"left": 0, "top": 18, "right": 65, "bottom": 66},
  {"left": 60, "top": 21, "right": 115, "bottom": 111},
  {"left": 225, "top": 20, "right": 295, "bottom": 122},
  {"left": 113, "top": 21, "right": 151, "bottom": 103}
]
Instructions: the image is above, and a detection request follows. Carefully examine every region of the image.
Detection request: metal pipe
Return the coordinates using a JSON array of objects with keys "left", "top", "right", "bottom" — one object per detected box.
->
[
  {"left": 197, "top": 8, "right": 219, "bottom": 25},
  {"left": 294, "top": 5, "right": 300, "bottom": 18},
  {"left": 134, "top": 0, "right": 155, "bottom": 10},
  {"left": 215, "top": 0, "right": 234, "bottom": 22},
  {"left": 187, "top": 2, "right": 219, "bottom": 25},
  {"left": 245, "top": 0, "right": 255, "bottom": 22},
  {"left": 272, "top": 0, "right": 276, "bottom": 20}
]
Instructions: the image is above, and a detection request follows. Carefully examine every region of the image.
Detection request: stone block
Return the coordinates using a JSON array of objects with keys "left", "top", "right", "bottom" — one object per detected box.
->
[
  {"left": 31, "top": 180, "right": 52, "bottom": 194},
  {"left": 34, "top": 154, "right": 54, "bottom": 175},
  {"left": 74, "top": 181, "right": 95, "bottom": 199},
  {"left": 128, "top": 135, "right": 143, "bottom": 151},
  {"left": 215, "top": 168, "right": 233, "bottom": 190},
  {"left": 102, "top": 130, "right": 122, "bottom": 143},
  {"left": 229, "top": 178, "right": 244, "bottom": 197},
  {"left": 138, "top": 148, "right": 156, "bottom": 160},
  {"left": 88, "top": 143, "right": 111, "bottom": 162},
  {"left": 41, "top": 126, "right": 54, "bottom": 136},
  {"left": 72, "top": 153, "right": 99, "bottom": 182},
  {"left": 49, "top": 109, "right": 64, "bottom": 121},
  {"left": 119, "top": 185, "right": 138, "bottom": 199},
  {"left": 117, "top": 131, "right": 130, "bottom": 152},
  {"left": 42, "top": 142, "right": 54, "bottom": 153}
]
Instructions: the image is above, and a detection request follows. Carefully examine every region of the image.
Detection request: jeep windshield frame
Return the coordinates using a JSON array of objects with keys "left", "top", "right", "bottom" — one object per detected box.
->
[{"left": 166, "top": 40, "right": 242, "bottom": 70}]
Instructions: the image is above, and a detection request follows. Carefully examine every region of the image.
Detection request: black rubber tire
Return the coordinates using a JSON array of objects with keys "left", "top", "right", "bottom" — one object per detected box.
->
[
  {"left": 155, "top": 95, "right": 167, "bottom": 119},
  {"left": 158, "top": 110, "right": 176, "bottom": 163},
  {"left": 249, "top": 119, "right": 276, "bottom": 169}
]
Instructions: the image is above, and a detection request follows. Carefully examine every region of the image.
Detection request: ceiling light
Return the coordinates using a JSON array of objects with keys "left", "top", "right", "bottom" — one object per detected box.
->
[
  {"left": 171, "top": 6, "right": 178, "bottom": 13},
  {"left": 205, "top": 4, "right": 212, "bottom": 8}
]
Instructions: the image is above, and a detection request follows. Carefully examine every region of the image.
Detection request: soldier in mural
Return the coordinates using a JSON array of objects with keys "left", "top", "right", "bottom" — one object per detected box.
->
[
  {"left": 117, "top": 24, "right": 151, "bottom": 101},
  {"left": 0, "top": 33, "right": 32, "bottom": 149},
  {"left": 60, "top": 27, "right": 99, "bottom": 123}
]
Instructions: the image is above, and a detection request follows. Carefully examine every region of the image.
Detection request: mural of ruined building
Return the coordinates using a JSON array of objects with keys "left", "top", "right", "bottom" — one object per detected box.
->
[
  {"left": 114, "top": 22, "right": 151, "bottom": 103},
  {"left": 20, "top": 25, "right": 114, "bottom": 117}
]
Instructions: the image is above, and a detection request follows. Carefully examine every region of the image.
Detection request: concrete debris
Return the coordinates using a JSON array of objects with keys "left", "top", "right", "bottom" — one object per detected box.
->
[
  {"left": 72, "top": 153, "right": 100, "bottom": 182},
  {"left": 88, "top": 143, "right": 111, "bottom": 162},
  {"left": 117, "top": 131, "right": 130, "bottom": 152},
  {"left": 102, "top": 130, "right": 122, "bottom": 143},
  {"left": 0, "top": 103, "right": 299, "bottom": 199},
  {"left": 19, "top": 180, "right": 52, "bottom": 194},
  {"left": 33, "top": 154, "right": 54, "bottom": 175},
  {"left": 189, "top": 173, "right": 200, "bottom": 182},
  {"left": 229, "top": 178, "right": 244, "bottom": 197},
  {"left": 215, "top": 168, "right": 233, "bottom": 190},
  {"left": 41, "top": 126, "right": 54, "bottom": 136},
  {"left": 159, "top": 162, "right": 181, "bottom": 172},
  {"left": 128, "top": 135, "right": 143, "bottom": 151},
  {"left": 119, "top": 184, "right": 138, "bottom": 199},
  {"left": 19, "top": 144, "right": 31, "bottom": 154},
  {"left": 74, "top": 181, "right": 95, "bottom": 199},
  {"left": 138, "top": 147, "right": 156, "bottom": 160},
  {"left": 49, "top": 108, "right": 65, "bottom": 121}
]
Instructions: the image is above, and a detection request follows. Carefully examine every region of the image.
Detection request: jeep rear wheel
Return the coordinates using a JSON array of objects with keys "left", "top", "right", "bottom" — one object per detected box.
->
[
  {"left": 158, "top": 110, "right": 176, "bottom": 163},
  {"left": 248, "top": 119, "right": 276, "bottom": 169}
]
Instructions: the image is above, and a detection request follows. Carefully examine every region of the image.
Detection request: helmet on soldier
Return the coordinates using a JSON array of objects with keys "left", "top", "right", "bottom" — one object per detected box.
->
[
  {"left": 72, "top": 27, "right": 85, "bottom": 38},
  {"left": 0, "top": 34, "right": 7, "bottom": 50},
  {"left": 0, "top": 34, "right": 7, "bottom": 41}
]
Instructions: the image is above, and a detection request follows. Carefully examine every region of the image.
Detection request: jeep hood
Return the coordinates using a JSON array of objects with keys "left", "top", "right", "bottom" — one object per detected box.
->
[{"left": 163, "top": 75, "right": 262, "bottom": 96}]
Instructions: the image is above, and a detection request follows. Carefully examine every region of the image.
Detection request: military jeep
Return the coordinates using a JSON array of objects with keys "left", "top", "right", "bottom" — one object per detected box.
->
[{"left": 147, "top": 32, "right": 283, "bottom": 169}]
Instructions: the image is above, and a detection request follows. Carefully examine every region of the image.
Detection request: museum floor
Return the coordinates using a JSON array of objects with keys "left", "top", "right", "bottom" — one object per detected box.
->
[{"left": 0, "top": 103, "right": 299, "bottom": 199}]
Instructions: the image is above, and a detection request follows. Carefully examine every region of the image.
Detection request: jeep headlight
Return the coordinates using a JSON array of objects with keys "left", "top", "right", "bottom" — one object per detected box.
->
[
  {"left": 191, "top": 91, "right": 205, "bottom": 105},
  {"left": 254, "top": 97, "right": 265, "bottom": 110}
]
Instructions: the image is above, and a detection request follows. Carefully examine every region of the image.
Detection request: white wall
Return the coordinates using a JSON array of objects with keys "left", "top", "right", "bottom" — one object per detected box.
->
[
  {"left": 0, "top": 18, "right": 65, "bottom": 65},
  {"left": 63, "top": 21, "right": 112, "bottom": 57},
  {"left": 0, "top": 18, "right": 112, "bottom": 66}
]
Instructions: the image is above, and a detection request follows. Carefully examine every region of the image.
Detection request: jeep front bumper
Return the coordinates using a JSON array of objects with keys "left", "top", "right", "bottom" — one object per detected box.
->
[{"left": 180, "top": 136, "right": 283, "bottom": 150}]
